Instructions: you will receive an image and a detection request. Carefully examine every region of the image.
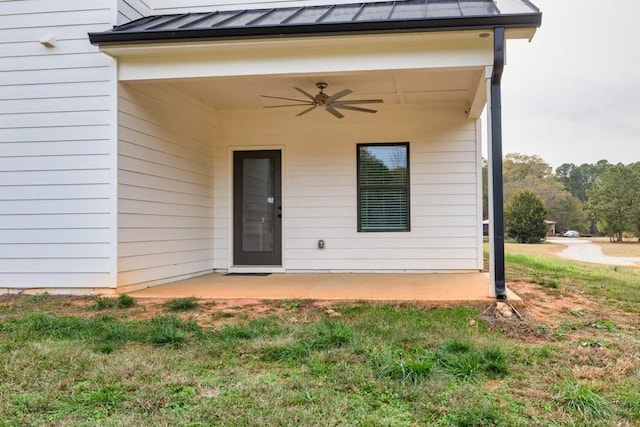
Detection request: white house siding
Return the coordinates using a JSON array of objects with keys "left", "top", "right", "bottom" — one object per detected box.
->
[
  {"left": 0, "top": 0, "right": 117, "bottom": 289},
  {"left": 215, "top": 103, "right": 482, "bottom": 272},
  {"left": 117, "top": 83, "right": 216, "bottom": 288},
  {"left": 118, "top": 0, "right": 151, "bottom": 24}
]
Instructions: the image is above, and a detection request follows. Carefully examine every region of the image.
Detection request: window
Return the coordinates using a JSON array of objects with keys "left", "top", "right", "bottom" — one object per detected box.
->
[{"left": 357, "top": 143, "right": 410, "bottom": 232}]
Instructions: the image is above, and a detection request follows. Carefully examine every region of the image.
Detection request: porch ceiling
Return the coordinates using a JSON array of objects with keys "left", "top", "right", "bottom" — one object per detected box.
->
[{"left": 158, "top": 67, "right": 484, "bottom": 112}]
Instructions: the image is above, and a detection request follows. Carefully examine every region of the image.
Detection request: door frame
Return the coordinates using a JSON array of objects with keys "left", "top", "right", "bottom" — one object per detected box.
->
[{"left": 229, "top": 147, "right": 285, "bottom": 270}]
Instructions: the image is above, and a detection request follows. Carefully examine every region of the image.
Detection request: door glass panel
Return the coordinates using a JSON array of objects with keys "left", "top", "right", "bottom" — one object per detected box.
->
[{"left": 242, "top": 158, "right": 274, "bottom": 252}]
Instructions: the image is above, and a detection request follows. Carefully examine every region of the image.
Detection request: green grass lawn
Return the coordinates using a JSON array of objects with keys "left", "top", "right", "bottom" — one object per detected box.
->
[{"left": 2, "top": 251, "right": 640, "bottom": 426}]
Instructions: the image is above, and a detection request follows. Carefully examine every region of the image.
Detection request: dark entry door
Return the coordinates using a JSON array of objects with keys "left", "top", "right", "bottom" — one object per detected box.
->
[{"left": 233, "top": 150, "right": 282, "bottom": 265}]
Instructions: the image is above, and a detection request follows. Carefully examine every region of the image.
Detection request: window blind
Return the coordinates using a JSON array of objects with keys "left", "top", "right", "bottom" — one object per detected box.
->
[{"left": 358, "top": 144, "right": 409, "bottom": 232}]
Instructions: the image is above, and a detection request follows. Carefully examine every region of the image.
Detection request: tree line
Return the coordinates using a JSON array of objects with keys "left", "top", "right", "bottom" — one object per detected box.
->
[{"left": 483, "top": 154, "right": 640, "bottom": 243}]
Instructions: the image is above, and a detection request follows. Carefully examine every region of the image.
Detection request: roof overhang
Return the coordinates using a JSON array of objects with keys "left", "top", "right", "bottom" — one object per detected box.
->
[
  {"left": 89, "top": 0, "right": 541, "bottom": 46},
  {"left": 89, "top": 1, "right": 540, "bottom": 119}
]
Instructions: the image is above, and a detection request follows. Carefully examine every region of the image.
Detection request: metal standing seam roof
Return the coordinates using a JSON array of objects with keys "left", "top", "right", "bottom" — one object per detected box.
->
[{"left": 89, "top": 0, "right": 541, "bottom": 45}]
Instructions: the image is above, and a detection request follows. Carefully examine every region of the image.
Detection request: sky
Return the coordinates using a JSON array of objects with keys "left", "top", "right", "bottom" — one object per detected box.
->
[{"left": 492, "top": 0, "right": 640, "bottom": 170}]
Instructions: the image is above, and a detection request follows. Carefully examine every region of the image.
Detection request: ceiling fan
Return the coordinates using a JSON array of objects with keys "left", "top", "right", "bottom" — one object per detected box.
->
[{"left": 261, "top": 82, "right": 383, "bottom": 119}]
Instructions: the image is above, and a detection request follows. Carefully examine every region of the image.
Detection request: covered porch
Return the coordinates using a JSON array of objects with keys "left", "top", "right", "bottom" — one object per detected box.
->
[
  {"left": 128, "top": 272, "right": 520, "bottom": 302},
  {"left": 88, "top": 0, "right": 541, "bottom": 299}
]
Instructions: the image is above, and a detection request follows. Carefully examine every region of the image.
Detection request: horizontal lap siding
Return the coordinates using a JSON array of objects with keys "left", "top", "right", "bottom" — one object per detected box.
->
[
  {"left": 118, "top": 83, "right": 216, "bottom": 287},
  {"left": 216, "top": 104, "right": 481, "bottom": 272},
  {"left": 0, "top": 1, "right": 116, "bottom": 288},
  {"left": 118, "top": 0, "right": 151, "bottom": 24},
  {"left": 212, "top": 150, "right": 229, "bottom": 269}
]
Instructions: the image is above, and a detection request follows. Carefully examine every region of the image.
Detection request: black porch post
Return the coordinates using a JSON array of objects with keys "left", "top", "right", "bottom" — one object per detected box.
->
[{"left": 491, "top": 27, "right": 506, "bottom": 299}]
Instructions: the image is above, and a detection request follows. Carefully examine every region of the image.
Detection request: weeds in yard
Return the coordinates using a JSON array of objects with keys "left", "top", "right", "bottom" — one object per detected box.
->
[
  {"left": 279, "top": 299, "right": 300, "bottom": 310},
  {"left": 374, "top": 340, "right": 510, "bottom": 385},
  {"left": 46, "top": 383, "right": 132, "bottom": 422},
  {"left": 150, "top": 325, "right": 186, "bottom": 348},
  {"left": 93, "top": 294, "right": 136, "bottom": 310},
  {"left": 262, "top": 341, "right": 313, "bottom": 362},
  {"left": 217, "top": 315, "right": 285, "bottom": 342},
  {"left": 442, "top": 402, "right": 504, "bottom": 427},
  {"left": 22, "top": 312, "right": 89, "bottom": 339},
  {"left": 76, "top": 384, "right": 128, "bottom": 409},
  {"left": 374, "top": 349, "right": 436, "bottom": 385},
  {"left": 589, "top": 319, "right": 617, "bottom": 331},
  {"left": 440, "top": 338, "right": 473, "bottom": 354},
  {"left": 617, "top": 388, "right": 640, "bottom": 420},
  {"left": 162, "top": 297, "right": 199, "bottom": 312},
  {"left": 262, "top": 319, "right": 354, "bottom": 362},
  {"left": 481, "top": 346, "right": 510, "bottom": 376},
  {"left": 553, "top": 321, "right": 578, "bottom": 341},
  {"left": 0, "top": 312, "right": 206, "bottom": 354},
  {"left": 23, "top": 293, "right": 50, "bottom": 304},
  {"left": 557, "top": 382, "right": 610, "bottom": 419},
  {"left": 312, "top": 319, "right": 354, "bottom": 349},
  {"left": 437, "top": 340, "right": 510, "bottom": 381},
  {"left": 217, "top": 323, "right": 256, "bottom": 341},
  {"left": 530, "top": 275, "right": 559, "bottom": 289},
  {"left": 576, "top": 338, "right": 607, "bottom": 348}
]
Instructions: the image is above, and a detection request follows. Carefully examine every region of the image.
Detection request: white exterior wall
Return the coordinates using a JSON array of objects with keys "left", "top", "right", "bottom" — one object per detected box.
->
[
  {"left": 117, "top": 83, "right": 216, "bottom": 288},
  {"left": 215, "top": 103, "right": 482, "bottom": 272},
  {"left": 0, "top": 0, "right": 117, "bottom": 289},
  {"left": 118, "top": 0, "right": 151, "bottom": 24},
  {"left": 0, "top": 1, "right": 488, "bottom": 291}
]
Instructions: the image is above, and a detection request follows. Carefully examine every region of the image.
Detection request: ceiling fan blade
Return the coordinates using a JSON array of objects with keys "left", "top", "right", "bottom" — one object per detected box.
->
[
  {"left": 261, "top": 94, "right": 311, "bottom": 103},
  {"left": 294, "top": 87, "right": 317, "bottom": 102},
  {"left": 325, "top": 106, "right": 344, "bottom": 119},
  {"left": 335, "top": 99, "right": 383, "bottom": 104},
  {"left": 332, "top": 104, "right": 378, "bottom": 114},
  {"left": 264, "top": 103, "right": 315, "bottom": 109},
  {"left": 296, "top": 105, "right": 317, "bottom": 116},
  {"left": 326, "top": 89, "right": 352, "bottom": 103}
]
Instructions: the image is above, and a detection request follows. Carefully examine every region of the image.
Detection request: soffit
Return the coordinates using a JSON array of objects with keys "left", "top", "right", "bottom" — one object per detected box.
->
[{"left": 140, "top": 67, "right": 484, "bottom": 112}]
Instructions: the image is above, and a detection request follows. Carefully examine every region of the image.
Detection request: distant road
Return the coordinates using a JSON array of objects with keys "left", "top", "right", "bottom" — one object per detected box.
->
[{"left": 547, "top": 238, "right": 640, "bottom": 266}]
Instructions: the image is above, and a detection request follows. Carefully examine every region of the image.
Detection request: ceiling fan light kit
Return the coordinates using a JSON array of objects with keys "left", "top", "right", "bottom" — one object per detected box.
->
[{"left": 261, "top": 82, "right": 383, "bottom": 119}]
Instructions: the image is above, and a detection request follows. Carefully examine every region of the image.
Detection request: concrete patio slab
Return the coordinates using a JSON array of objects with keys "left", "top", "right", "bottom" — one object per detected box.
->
[{"left": 128, "top": 273, "right": 520, "bottom": 303}]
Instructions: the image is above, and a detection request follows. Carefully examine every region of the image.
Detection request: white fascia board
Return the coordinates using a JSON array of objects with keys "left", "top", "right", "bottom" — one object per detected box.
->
[
  {"left": 466, "top": 69, "right": 487, "bottom": 119},
  {"left": 99, "top": 31, "right": 495, "bottom": 81},
  {"left": 505, "top": 27, "right": 537, "bottom": 41}
]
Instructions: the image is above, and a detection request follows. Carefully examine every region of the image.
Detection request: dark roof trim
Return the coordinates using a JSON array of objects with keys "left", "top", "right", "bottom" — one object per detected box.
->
[
  {"left": 90, "top": 0, "right": 541, "bottom": 46},
  {"left": 90, "top": 14, "right": 541, "bottom": 45}
]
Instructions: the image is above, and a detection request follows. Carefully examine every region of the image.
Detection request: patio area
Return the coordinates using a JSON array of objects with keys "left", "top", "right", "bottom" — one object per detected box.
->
[{"left": 128, "top": 273, "right": 520, "bottom": 303}]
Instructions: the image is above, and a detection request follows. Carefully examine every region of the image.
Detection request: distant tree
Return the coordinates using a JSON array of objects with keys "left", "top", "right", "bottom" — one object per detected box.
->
[
  {"left": 503, "top": 153, "right": 552, "bottom": 182},
  {"left": 587, "top": 165, "right": 640, "bottom": 242},
  {"left": 502, "top": 153, "right": 588, "bottom": 233},
  {"left": 505, "top": 189, "right": 548, "bottom": 244},
  {"left": 556, "top": 160, "right": 613, "bottom": 234},
  {"left": 628, "top": 163, "right": 640, "bottom": 241},
  {"left": 555, "top": 160, "right": 612, "bottom": 203},
  {"left": 503, "top": 153, "right": 555, "bottom": 207},
  {"left": 553, "top": 194, "right": 589, "bottom": 234}
]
